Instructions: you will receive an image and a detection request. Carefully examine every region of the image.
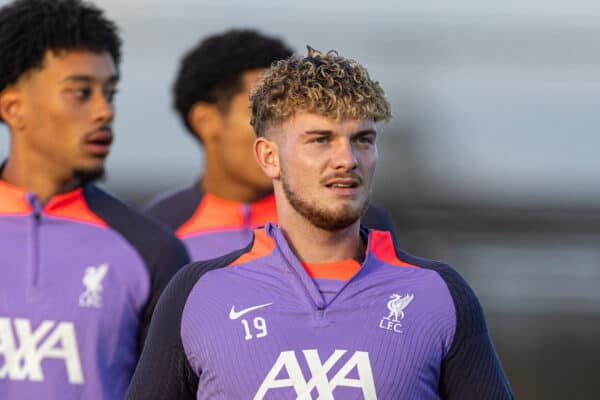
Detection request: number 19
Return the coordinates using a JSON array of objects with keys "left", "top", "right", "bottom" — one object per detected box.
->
[{"left": 241, "top": 317, "right": 268, "bottom": 340}]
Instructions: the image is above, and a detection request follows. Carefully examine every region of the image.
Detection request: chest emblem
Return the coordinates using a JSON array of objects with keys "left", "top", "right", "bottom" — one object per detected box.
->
[
  {"left": 78, "top": 263, "right": 109, "bottom": 308},
  {"left": 379, "top": 293, "right": 414, "bottom": 333},
  {"left": 229, "top": 302, "right": 273, "bottom": 341}
]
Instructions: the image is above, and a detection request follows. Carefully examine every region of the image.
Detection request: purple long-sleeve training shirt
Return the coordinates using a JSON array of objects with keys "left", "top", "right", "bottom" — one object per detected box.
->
[{"left": 127, "top": 222, "right": 513, "bottom": 399}]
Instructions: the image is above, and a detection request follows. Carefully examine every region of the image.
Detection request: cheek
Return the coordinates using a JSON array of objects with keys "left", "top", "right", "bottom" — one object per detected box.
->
[{"left": 360, "top": 150, "right": 377, "bottom": 170}]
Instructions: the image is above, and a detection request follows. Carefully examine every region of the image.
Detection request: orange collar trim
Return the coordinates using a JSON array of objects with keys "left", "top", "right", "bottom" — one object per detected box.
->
[
  {"left": 44, "top": 188, "right": 107, "bottom": 227},
  {"left": 302, "top": 259, "right": 361, "bottom": 281},
  {"left": 177, "top": 193, "right": 277, "bottom": 237},
  {"left": 0, "top": 181, "right": 106, "bottom": 227},
  {"left": 0, "top": 180, "right": 31, "bottom": 215}
]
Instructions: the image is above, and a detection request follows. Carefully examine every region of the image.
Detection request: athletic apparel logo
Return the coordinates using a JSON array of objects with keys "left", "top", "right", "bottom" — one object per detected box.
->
[
  {"left": 0, "top": 318, "right": 84, "bottom": 384},
  {"left": 379, "top": 293, "right": 414, "bottom": 333},
  {"left": 255, "top": 349, "right": 377, "bottom": 399},
  {"left": 79, "top": 263, "right": 109, "bottom": 308},
  {"left": 229, "top": 302, "right": 273, "bottom": 320}
]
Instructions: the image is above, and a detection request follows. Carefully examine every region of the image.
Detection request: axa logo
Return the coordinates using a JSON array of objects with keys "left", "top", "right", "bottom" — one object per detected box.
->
[
  {"left": 379, "top": 293, "right": 414, "bottom": 333},
  {"left": 254, "top": 349, "right": 377, "bottom": 399},
  {"left": 0, "top": 317, "right": 84, "bottom": 384},
  {"left": 79, "top": 263, "right": 108, "bottom": 308}
]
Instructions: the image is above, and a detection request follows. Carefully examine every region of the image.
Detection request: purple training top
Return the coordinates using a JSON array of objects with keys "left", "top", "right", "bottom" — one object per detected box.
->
[
  {"left": 0, "top": 181, "right": 189, "bottom": 399},
  {"left": 127, "top": 223, "right": 513, "bottom": 399}
]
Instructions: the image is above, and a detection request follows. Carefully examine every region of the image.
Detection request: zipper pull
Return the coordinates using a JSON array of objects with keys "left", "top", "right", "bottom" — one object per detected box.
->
[{"left": 28, "top": 193, "right": 43, "bottom": 221}]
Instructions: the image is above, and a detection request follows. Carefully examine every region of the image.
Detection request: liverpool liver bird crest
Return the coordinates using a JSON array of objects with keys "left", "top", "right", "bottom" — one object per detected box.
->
[
  {"left": 79, "top": 263, "right": 109, "bottom": 308},
  {"left": 385, "top": 293, "right": 414, "bottom": 322}
]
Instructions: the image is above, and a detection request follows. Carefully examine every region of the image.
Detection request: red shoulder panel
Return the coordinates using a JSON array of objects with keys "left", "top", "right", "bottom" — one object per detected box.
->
[
  {"left": 176, "top": 194, "right": 244, "bottom": 238},
  {"left": 44, "top": 188, "right": 107, "bottom": 227},
  {"left": 369, "top": 230, "right": 419, "bottom": 268},
  {"left": 0, "top": 180, "right": 32, "bottom": 215},
  {"left": 230, "top": 228, "right": 275, "bottom": 267}
]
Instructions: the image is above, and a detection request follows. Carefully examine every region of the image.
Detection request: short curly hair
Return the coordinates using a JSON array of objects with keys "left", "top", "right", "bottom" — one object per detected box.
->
[
  {"left": 0, "top": 0, "right": 121, "bottom": 96},
  {"left": 250, "top": 47, "right": 391, "bottom": 137},
  {"left": 173, "top": 29, "right": 293, "bottom": 136}
]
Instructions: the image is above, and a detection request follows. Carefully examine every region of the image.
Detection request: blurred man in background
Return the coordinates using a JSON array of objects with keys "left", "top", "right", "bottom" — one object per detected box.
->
[
  {"left": 144, "top": 29, "right": 397, "bottom": 261},
  {"left": 127, "top": 47, "right": 512, "bottom": 399},
  {"left": 0, "top": 0, "right": 189, "bottom": 398}
]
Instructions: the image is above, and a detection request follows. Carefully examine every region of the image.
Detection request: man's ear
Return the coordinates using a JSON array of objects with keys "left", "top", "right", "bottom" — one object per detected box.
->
[
  {"left": 0, "top": 87, "right": 25, "bottom": 130},
  {"left": 254, "top": 136, "right": 280, "bottom": 179},
  {"left": 187, "top": 102, "right": 223, "bottom": 143}
]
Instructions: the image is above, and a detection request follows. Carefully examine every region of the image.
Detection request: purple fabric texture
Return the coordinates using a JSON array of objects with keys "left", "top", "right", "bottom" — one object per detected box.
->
[
  {"left": 180, "top": 223, "right": 456, "bottom": 399},
  {"left": 0, "top": 196, "right": 149, "bottom": 399},
  {"left": 184, "top": 229, "right": 254, "bottom": 262}
]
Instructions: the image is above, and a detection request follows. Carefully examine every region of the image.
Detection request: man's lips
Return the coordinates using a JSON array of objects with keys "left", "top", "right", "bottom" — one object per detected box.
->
[
  {"left": 325, "top": 179, "right": 360, "bottom": 189},
  {"left": 84, "top": 129, "right": 113, "bottom": 156},
  {"left": 323, "top": 174, "right": 363, "bottom": 189}
]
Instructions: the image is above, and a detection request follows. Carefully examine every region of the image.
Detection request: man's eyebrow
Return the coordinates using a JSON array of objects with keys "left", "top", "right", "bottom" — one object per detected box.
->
[
  {"left": 304, "top": 129, "right": 377, "bottom": 137},
  {"left": 61, "top": 74, "right": 119, "bottom": 84},
  {"left": 305, "top": 129, "right": 333, "bottom": 135},
  {"left": 353, "top": 129, "right": 377, "bottom": 136}
]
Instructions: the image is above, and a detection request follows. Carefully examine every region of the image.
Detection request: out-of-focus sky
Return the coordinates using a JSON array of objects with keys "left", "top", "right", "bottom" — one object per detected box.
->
[{"left": 1, "top": 0, "right": 599, "bottom": 209}]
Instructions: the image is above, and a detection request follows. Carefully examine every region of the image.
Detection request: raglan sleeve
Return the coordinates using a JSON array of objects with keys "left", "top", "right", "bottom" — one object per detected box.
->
[
  {"left": 81, "top": 185, "right": 191, "bottom": 351},
  {"left": 137, "top": 232, "right": 190, "bottom": 349},
  {"left": 126, "top": 262, "right": 199, "bottom": 400},
  {"left": 127, "top": 243, "right": 253, "bottom": 400},
  {"left": 436, "top": 263, "right": 514, "bottom": 400}
]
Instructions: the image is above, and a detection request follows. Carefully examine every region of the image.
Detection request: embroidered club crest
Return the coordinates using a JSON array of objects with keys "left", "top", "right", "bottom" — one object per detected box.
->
[{"left": 78, "top": 263, "right": 109, "bottom": 308}]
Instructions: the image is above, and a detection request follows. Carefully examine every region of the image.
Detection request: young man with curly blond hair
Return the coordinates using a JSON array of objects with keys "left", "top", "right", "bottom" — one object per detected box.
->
[
  {"left": 127, "top": 48, "right": 513, "bottom": 400},
  {"left": 143, "top": 30, "right": 398, "bottom": 262}
]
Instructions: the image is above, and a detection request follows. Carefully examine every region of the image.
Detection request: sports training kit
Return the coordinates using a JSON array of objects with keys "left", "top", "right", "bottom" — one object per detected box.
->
[{"left": 0, "top": 181, "right": 189, "bottom": 399}]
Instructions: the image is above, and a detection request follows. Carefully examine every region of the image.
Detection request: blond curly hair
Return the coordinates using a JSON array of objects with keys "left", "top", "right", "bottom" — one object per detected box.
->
[{"left": 250, "top": 46, "right": 391, "bottom": 136}]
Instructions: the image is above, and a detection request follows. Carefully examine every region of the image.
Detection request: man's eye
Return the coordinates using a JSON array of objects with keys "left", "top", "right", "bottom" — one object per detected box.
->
[
  {"left": 73, "top": 88, "right": 92, "bottom": 100},
  {"left": 313, "top": 136, "right": 328, "bottom": 143},
  {"left": 104, "top": 88, "right": 118, "bottom": 103},
  {"left": 356, "top": 135, "right": 375, "bottom": 144}
]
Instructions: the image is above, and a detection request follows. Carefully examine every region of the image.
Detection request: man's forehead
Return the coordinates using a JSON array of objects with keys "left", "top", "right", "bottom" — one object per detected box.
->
[
  {"left": 290, "top": 112, "right": 376, "bottom": 132},
  {"left": 35, "top": 49, "right": 118, "bottom": 82}
]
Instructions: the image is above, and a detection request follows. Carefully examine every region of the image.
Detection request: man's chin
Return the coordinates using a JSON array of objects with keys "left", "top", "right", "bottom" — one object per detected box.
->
[
  {"left": 74, "top": 167, "right": 106, "bottom": 184},
  {"left": 293, "top": 201, "right": 368, "bottom": 231},
  {"left": 313, "top": 207, "right": 366, "bottom": 231}
]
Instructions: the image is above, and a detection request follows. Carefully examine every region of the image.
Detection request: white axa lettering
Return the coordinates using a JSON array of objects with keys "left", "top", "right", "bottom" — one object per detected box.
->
[
  {"left": 254, "top": 349, "right": 377, "bottom": 400},
  {"left": 0, "top": 318, "right": 84, "bottom": 384}
]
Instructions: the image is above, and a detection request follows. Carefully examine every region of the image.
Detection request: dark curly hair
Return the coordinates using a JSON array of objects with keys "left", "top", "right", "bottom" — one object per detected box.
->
[
  {"left": 0, "top": 0, "right": 121, "bottom": 97},
  {"left": 173, "top": 29, "right": 293, "bottom": 136}
]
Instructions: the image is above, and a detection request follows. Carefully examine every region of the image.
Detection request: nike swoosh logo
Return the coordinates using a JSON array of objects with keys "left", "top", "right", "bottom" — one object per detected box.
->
[{"left": 229, "top": 302, "right": 273, "bottom": 320}]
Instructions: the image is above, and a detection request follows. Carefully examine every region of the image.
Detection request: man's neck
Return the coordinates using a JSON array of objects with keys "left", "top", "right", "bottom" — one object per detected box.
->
[
  {"left": 277, "top": 209, "right": 364, "bottom": 264},
  {"left": 1, "top": 154, "right": 78, "bottom": 204}
]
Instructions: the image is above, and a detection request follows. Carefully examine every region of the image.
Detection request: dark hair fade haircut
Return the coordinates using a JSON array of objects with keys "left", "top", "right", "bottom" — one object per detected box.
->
[
  {"left": 0, "top": 0, "right": 121, "bottom": 96},
  {"left": 173, "top": 29, "right": 293, "bottom": 136}
]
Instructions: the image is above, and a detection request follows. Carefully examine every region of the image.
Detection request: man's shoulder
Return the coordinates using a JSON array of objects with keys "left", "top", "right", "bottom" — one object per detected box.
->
[
  {"left": 84, "top": 184, "right": 189, "bottom": 266},
  {"left": 142, "top": 183, "right": 203, "bottom": 231},
  {"left": 160, "top": 241, "right": 255, "bottom": 308},
  {"left": 368, "top": 229, "right": 476, "bottom": 304}
]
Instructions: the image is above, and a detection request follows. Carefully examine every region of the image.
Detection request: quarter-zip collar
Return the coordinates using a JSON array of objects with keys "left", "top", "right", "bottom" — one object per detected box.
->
[
  {"left": 0, "top": 180, "right": 106, "bottom": 226},
  {"left": 264, "top": 223, "right": 372, "bottom": 312}
]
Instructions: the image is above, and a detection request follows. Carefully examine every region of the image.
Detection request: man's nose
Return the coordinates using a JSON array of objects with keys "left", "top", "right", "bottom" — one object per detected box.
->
[{"left": 332, "top": 139, "right": 358, "bottom": 170}]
